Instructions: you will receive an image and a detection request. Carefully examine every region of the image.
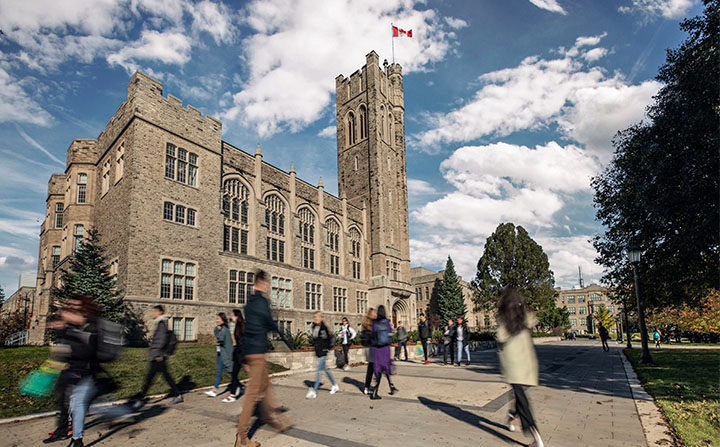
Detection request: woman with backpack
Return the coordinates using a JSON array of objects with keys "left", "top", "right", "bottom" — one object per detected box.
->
[
  {"left": 205, "top": 313, "right": 233, "bottom": 397},
  {"left": 370, "top": 305, "right": 398, "bottom": 400},
  {"left": 360, "top": 308, "right": 376, "bottom": 395},
  {"left": 222, "top": 309, "right": 246, "bottom": 402},
  {"left": 496, "top": 286, "right": 544, "bottom": 447},
  {"left": 306, "top": 312, "right": 340, "bottom": 398}
]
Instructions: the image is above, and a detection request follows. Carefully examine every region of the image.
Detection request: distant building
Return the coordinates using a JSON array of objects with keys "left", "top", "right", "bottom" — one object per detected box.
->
[
  {"left": 555, "top": 284, "right": 621, "bottom": 335},
  {"left": 411, "top": 267, "right": 495, "bottom": 331},
  {"left": 1, "top": 275, "right": 36, "bottom": 331}
]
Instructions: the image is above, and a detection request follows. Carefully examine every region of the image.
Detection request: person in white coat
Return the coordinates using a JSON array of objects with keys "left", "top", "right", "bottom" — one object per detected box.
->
[
  {"left": 496, "top": 286, "right": 544, "bottom": 447},
  {"left": 338, "top": 317, "right": 357, "bottom": 371}
]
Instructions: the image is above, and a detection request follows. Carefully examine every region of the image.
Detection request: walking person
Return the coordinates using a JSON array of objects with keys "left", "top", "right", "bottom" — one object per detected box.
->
[
  {"left": 394, "top": 321, "right": 408, "bottom": 361},
  {"left": 235, "top": 270, "right": 293, "bottom": 447},
  {"left": 443, "top": 318, "right": 456, "bottom": 365},
  {"left": 456, "top": 316, "right": 471, "bottom": 366},
  {"left": 306, "top": 312, "right": 340, "bottom": 398},
  {"left": 599, "top": 324, "right": 610, "bottom": 352},
  {"left": 417, "top": 314, "right": 431, "bottom": 365},
  {"left": 653, "top": 328, "right": 662, "bottom": 349},
  {"left": 338, "top": 317, "right": 357, "bottom": 371},
  {"left": 135, "top": 305, "right": 182, "bottom": 406},
  {"left": 496, "top": 286, "right": 544, "bottom": 447},
  {"left": 205, "top": 313, "right": 234, "bottom": 397},
  {"left": 222, "top": 309, "right": 246, "bottom": 402},
  {"left": 43, "top": 316, "right": 75, "bottom": 444},
  {"left": 370, "top": 305, "right": 398, "bottom": 400},
  {"left": 360, "top": 308, "right": 376, "bottom": 395}
]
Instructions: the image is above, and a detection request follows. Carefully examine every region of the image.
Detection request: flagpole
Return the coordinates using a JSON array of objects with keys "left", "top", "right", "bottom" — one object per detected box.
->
[{"left": 391, "top": 22, "right": 395, "bottom": 64}]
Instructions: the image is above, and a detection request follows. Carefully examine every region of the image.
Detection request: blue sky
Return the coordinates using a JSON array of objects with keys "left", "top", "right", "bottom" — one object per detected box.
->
[{"left": 0, "top": 0, "right": 702, "bottom": 296}]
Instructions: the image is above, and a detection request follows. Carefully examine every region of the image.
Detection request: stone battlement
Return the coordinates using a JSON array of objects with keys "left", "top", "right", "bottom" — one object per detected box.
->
[{"left": 66, "top": 139, "right": 99, "bottom": 167}]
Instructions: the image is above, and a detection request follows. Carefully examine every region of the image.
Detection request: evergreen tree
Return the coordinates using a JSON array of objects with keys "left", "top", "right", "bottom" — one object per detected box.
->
[
  {"left": 538, "top": 303, "right": 570, "bottom": 332},
  {"left": 53, "top": 228, "right": 123, "bottom": 322},
  {"left": 436, "top": 256, "right": 466, "bottom": 323},
  {"left": 473, "top": 222, "right": 556, "bottom": 311},
  {"left": 594, "top": 304, "right": 614, "bottom": 331}
]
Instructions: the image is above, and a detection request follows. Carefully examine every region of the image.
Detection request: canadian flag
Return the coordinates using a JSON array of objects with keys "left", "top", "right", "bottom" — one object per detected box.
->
[{"left": 392, "top": 25, "right": 412, "bottom": 38}]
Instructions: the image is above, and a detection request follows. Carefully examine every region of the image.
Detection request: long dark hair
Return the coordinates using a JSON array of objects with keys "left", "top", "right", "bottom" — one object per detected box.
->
[
  {"left": 218, "top": 312, "right": 229, "bottom": 328},
  {"left": 232, "top": 309, "right": 244, "bottom": 340},
  {"left": 497, "top": 286, "right": 527, "bottom": 337},
  {"left": 376, "top": 305, "right": 387, "bottom": 321}
]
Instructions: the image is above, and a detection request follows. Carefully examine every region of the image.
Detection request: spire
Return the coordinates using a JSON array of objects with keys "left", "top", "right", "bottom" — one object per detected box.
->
[
  {"left": 318, "top": 176, "right": 324, "bottom": 188},
  {"left": 255, "top": 143, "right": 262, "bottom": 156},
  {"left": 290, "top": 161, "right": 295, "bottom": 174}
]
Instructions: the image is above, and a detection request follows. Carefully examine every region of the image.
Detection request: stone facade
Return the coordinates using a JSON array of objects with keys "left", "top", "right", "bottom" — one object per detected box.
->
[
  {"left": 555, "top": 284, "right": 622, "bottom": 335},
  {"left": 30, "top": 51, "right": 416, "bottom": 344}
]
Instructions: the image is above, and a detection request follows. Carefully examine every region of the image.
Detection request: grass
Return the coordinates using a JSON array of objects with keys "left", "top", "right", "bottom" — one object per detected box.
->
[
  {"left": 625, "top": 348, "right": 720, "bottom": 447},
  {"left": 0, "top": 345, "right": 287, "bottom": 419}
]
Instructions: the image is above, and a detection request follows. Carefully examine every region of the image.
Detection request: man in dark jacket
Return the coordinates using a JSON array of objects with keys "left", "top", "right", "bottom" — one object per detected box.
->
[
  {"left": 417, "top": 314, "right": 431, "bottom": 365},
  {"left": 394, "top": 321, "right": 408, "bottom": 361},
  {"left": 443, "top": 319, "right": 457, "bottom": 365},
  {"left": 236, "top": 270, "right": 293, "bottom": 447},
  {"left": 136, "top": 305, "right": 182, "bottom": 405}
]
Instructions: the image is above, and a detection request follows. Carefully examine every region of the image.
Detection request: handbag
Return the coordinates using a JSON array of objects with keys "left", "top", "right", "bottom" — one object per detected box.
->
[
  {"left": 18, "top": 360, "right": 65, "bottom": 398},
  {"left": 416, "top": 345, "right": 423, "bottom": 356}
]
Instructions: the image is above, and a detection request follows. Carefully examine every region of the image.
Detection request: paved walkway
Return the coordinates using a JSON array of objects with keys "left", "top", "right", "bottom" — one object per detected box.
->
[{"left": 4, "top": 341, "right": 646, "bottom": 447}]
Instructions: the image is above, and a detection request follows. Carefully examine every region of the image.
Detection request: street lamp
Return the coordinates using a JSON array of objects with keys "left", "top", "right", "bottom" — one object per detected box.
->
[{"left": 627, "top": 244, "right": 653, "bottom": 364}]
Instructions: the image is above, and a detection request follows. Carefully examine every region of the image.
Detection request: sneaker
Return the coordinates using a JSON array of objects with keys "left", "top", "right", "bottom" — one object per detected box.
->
[
  {"left": 222, "top": 395, "right": 237, "bottom": 403},
  {"left": 423, "top": 360, "right": 430, "bottom": 365},
  {"left": 170, "top": 395, "right": 183, "bottom": 404},
  {"left": 363, "top": 387, "right": 369, "bottom": 395},
  {"left": 330, "top": 384, "right": 340, "bottom": 394},
  {"left": 204, "top": 389, "right": 218, "bottom": 397},
  {"left": 305, "top": 388, "right": 317, "bottom": 399},
  {"left": 506, "top": 413, "right": 517, "bottom": 432},
  {"left": 343, "top": 365, "right": 349, "bottom": 371}
]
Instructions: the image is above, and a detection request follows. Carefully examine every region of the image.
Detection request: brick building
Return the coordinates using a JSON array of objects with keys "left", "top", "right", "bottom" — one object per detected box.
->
[
  {"left": 555, "top": 284, "right": 622, "bottom": 335},
  {"left": 30, "top": 51, "right": 416, "bottom": 344}
]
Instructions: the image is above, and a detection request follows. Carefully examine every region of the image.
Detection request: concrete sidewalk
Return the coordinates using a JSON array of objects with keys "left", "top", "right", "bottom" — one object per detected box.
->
[{"left": 3, "top": 341, "right": 646, "bottom": 447}]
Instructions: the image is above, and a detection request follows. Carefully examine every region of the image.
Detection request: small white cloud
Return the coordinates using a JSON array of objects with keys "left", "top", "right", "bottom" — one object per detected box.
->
[
  {"left": 317, "top": 126, "right": 336, "bottom": 138},
  {"left": 528, "top": 0, "right": 567, "bottom": 14},
  {"left": 191, "top": 0, "right": 235, "bottom": 44},
  {"left": 107, "top": 29, "right": 192, "bottom": 72},
  {"left": 0, "top": 69, "right": 53, "bottom": 126},
  {"left": 619, "top": 0, "right": 696, "bottom": 20},
  {"left": 444, "top": 17, "right": 468, "bottom": 29},
  {"left": 582, "top": 47, "right": 608, "bottom": 62},
  {"left": 407, "top": 179, "right": 437, "bottom": 195}
]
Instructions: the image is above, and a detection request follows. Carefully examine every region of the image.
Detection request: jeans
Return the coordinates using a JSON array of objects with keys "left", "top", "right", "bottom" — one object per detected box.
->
[
  {"left": 214, "top": 352, "right": 224, "bottom": 389},
  {"left": 457, "top": 340, "right": 470, "bottom": 363},
  {"left": 421, "top": 339, "right": 429, "bottom": 361},
  {"left": 342, "top": 344, "right": 350, "bottom": 366},
  {"left": 313, "top": 355, "right": 336, "bottom": 391},
  {"left": 69, "top": 376, "right": 95, "bottom": 439},
  {"left": 443, "top": 342, "right": 455, "bottom": 364},
  {"left": 228, "top": 349, "right": 244, "bottom": 395},
  {"left": 394, "top": 340, "right": 408, "bottom": 360},
  {"left": 140, "top": 357, "right": 179, "bottom": 397}
]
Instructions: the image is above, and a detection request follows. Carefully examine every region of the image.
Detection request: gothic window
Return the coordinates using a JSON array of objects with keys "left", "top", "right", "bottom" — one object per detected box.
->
[
  {"left": 228, "top": 270, "right": 254, "bottom": 304},
  {"left": 55, "top": 203, "right": 64, "bottom": 228},
  {"left": 379, "top": 105, "right": 385, "bottom": 139},
  {"left": 271, "top": 276, "right": 292, "bottom": 308},
  {"left": 73, "top": 224, "right": 85, "bottom": 252},
  {"left": 388, "top": 113, "right": 394, "bottom": 147},
  {"left": 101, "top": 160, "right": 110, "bottom": 195},
  {"left": 298, "top": 207, "right": 315, "bottom": 269},
  {"left": 161, "top": 258, "right": 195, "bottom": 300},
  {"left": 115, "top": 143, "right": 124, "bottom": 182},
  {"left": 346, "top": 112, "right": 357, "bottom": 147},
  {"left": 350, "top": 227, "right": 361, "bottom": 279},
  {"left": 359, "top": 105, "right": 368, "bottom": 139},
  {"left": 265, "top": 194, "right": 286, "bottom": 262},
  {"left": 223, "top": 178, "right": 250, "bottom": 255},
  {"left": 165, "top": 142, "right": 198, "bottom": 187},
  {"left": 327, "top": 218, "right": 341, "bottom": 275},
  {"left": 77, "top": 173, "right": 87, "bottom": 203}
]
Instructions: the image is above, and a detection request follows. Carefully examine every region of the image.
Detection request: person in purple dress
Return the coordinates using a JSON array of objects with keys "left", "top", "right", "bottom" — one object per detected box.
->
[{"left": 370, "top": 305, "right": 398, "bottom": 400}]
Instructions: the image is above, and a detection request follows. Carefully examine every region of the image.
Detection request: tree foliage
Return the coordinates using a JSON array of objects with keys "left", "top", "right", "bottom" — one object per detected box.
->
[
  {"left": 594, "top": 304, "right": 615, "bottom": 330},
  {"left": 537, "top": 304, "right": 570, "bottom": 331},
  {"left": 592, "top": 1, "right": 720, "bottom": 309},
  {"left": 52, "top": 228, "right": 123, "bottom": 322},
  {"left": 472, "top": 222, "right": 556, "bottom": 311},
  {"left": 436, "top": 257, "right": 466, "bottom": 322},
  {"left": 0, "top": 310, "right": 27, "bottom": 342},
  {"left": 647, "top": 290, "right": 720, "bottom": 334}
]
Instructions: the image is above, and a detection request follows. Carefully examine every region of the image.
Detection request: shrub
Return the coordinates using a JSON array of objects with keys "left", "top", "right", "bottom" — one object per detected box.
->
[
  {"left": 531, "top": 331, "right": 555, "bottom": 337},
  {"left": 407, "top": 330, "right": 419, "bottom": 343},
  {"left": 470, "top": 331, "right": 495, "bottom": 341},
  {"left": 431, "top": 329, "right": 444, "bottom": 343},
  {"left": 287, "top": 330, "right": 311, "bottom": 350}
]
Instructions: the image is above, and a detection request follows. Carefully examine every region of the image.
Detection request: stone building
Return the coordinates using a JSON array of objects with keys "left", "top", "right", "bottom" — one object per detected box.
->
[
  {"left": 555, "top": 284, "right": 622, "bottom": 335},
  {"left": 30, "top": 51, "right": 416, "bottom": 344},
  {"left": 411, "top": 267, "right": 496, "bottom": 331}
]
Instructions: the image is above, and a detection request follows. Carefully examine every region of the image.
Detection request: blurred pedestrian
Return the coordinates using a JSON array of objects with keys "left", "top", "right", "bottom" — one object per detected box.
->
[
  {"left": 307, "top": 312, "right": 340, "bottom": 398},
  {"left": 205, "top": 313, "right": 233, "bottom": 397},
  {"left": 235, "top": 270, "right": 293, "bottom": 447},
  {"left": 338, "top": 317, "right": 357, "bottom": 370},
  {"left": 653, "top": 328, "right": 662, "bottom": 348},
  {"left": 599, "top": 324, "right": 610, "bottom": 352},
  {"left": 443, "top": 319, "right": 456, "bottom": 365},
  {"left": 42, "top": 316, "right": 74, "bottom": 444},
  {"left": 394, "top": 321, "right": 408, "bottom": 361},
  {"left": 360, "top": 308, "right": 376, "bottom": 395},
  {"left": 417, "top": 314, "right": 431, "bottom": 365},
  {"left": 223, "top": 309, "right": 246, "bottom": 402},
  {"left": 456, "top": 316, "right": 471, "bottom": 366},
  {"left": 135, "top": 305, "right": 182, "bottom": 405},
  {"left": 370, "top": 305, "right": 398, "bottom": 400},
  {"left": 496, "top": 286, "right": 544, "bottom": 447}
]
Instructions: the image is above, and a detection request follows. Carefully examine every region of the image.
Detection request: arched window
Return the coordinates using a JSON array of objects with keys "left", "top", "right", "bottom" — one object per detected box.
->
[
  {"left": 223, "top": 178, "right": 250, "bottom": 254},
  {"left": 359, "top": 105, "right": 368, "bottom": 140},
  {"left": 388, "top": 113, "right": 394, "bottom": 147},
  {"left": 327, "top": 218, "right": 341, "bottom": 275},
  {"left": 379, "top": 105, "right": 385, "bottom": 140},
  {"left": 350, "top": 228, "right": 362, "bottom": 280},
  {"left": 298, "top": 207, "right": 316, "bottom": 269},
  {"left": 265, "top": 194, "right": 285, "bottom": 262},
  {"left": 346, "top": 112, "right": 357, "bottom": 147}
]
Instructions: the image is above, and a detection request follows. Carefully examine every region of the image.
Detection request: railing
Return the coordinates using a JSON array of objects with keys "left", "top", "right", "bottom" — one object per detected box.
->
[{"left": 4, "top": 330, "right": 29, "bottom": 346}]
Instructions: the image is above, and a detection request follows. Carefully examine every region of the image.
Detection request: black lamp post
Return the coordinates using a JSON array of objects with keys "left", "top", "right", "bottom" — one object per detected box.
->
[
  {"left": 624, "top": 304, "right": 632, "bottom": 349},
  {"left": 627, "top": 244, "right": 653, "bottom": 364}
]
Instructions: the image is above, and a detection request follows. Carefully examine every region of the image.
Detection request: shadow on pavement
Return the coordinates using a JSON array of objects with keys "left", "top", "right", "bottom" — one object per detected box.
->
[
  {"left": 342, "top": 377, "right": 365, "bottom": 392},
  {"left": 177, "top": 375, "right": 197, "bottom": 393},
  {"left": 417, "top": 396, "right": 524, "bottom": 445},
  {"left": 85, "top": 404, "right": 167, "bottom": 447}
]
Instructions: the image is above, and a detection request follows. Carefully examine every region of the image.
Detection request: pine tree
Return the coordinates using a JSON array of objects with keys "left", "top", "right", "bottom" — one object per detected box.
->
[
  {"left": 594, "top": 304, "right": 614, "bottom": 331},
  {"left": 437, "top": 256, "right": 466, "bottom": 323},
  {"left": 52, "top": 228, "right": 123, "bottom": 322}
]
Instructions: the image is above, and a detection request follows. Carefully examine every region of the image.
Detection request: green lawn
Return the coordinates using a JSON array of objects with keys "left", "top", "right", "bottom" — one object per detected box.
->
[
  {"left": 0, "top": 345, "right": 287, "bottom": 419},
  {"left": 625, "top": 348, "right": 720, "bottom": 447}
]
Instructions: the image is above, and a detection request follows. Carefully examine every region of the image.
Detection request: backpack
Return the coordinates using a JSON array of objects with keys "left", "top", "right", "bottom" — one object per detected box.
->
[
  {"left": 96, "top": 318, "right": 124, "bottom": 363},
  {"left": 359, "top": 329, "right": 372, "bottom": 347},
  {"left": 165, "top": 328, "right": 178, "bottom": 356},
  {"left": 375, "top": 321, "right": 390, "bottom": 347}
]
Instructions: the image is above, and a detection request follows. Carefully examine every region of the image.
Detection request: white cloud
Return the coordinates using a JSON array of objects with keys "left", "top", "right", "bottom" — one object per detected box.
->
[
  {"left": 0, "top": 69, "right": 53, "bottom": 126},
  {"left": 619, "top": 0, "right": 696, "bottom": 19},
  {"left": 407, "top": 179, "right": 437, "bottom": 195},
  {"left": 317, "top": 126, "right": 336, "bottom": 138},
  {"left": 107, "top": 30, "right": 192, "bottom": 72},
  {"left": 15, "top": 124, "right": 65, "bottom": 165},
  {"left": 221, "top": 0, "right": 463, "bottom": 137},
  {"left": 415, "top": 34, "right": 661, "bottom": 161},
  {"left": 444, "top": 17, "right": 468, "bottom": 29},
  {"left": 190, "top": 0, "right": 235, "bottom": 44},
  {"left": 0, "top": 0, "right": 125, "bottom": 36},
  {"left": 535, "top": 235, "right": 604, "bottom": 286},
  {"left": 582, "top": 47, "right": 608, "bottom": 62},
  {"left": 527, "top": 0, "right": 567, "bottom": 14},
  {"left": 0, "top": 245, "right": 37, "bottom": 274},
  {"left": 0, "top": 205, "right": 43, "bottom": 238}
]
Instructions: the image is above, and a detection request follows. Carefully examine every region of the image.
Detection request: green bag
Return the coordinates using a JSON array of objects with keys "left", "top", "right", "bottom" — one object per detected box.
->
[
  {"left": 416, "top": 345, "right": 423, "bottom": 356},
  {"left": 18, "top": 361, "right": 64, "bottom": 398}
]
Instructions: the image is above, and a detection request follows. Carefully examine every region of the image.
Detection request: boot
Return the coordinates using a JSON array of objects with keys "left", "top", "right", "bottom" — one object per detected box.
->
[
  {"left": 270, "top": 415, "right": 295, "bottom": 433},
  {"left": 389, "top": 383, "right": 398, "bottom": 395},
  {"left": 370, "top": 385, "right": 382, "bottom": 400},
  {"left": 68, "top": 439, "right": 83, "bottom": 447},
  {"left": 234, "top": 433, "right": 260, "bottom": 447},
  {"left": 43, "top": 427, "right": 70, "bottom": 443}
]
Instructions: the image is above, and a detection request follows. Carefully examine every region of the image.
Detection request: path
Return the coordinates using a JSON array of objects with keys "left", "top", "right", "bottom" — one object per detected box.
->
[{"left": 3, "top": 340, "right": 646, "bottom": 447}]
